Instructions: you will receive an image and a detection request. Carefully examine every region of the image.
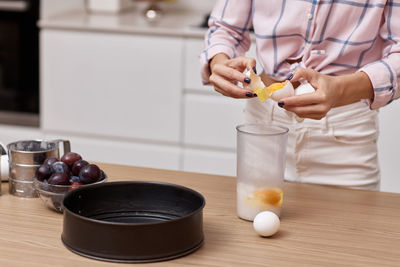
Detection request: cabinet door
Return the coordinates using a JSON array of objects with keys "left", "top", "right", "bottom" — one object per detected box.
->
[
  {"left": 378, "top": 104, "right": 400, "bottom": 193},
  {"left": 0, "top": 125, "right": 42, "bottom": 146},
  {"left": 183, "top": 93, "right": 245, "bottom": 149},
  {"left": 183, "top": 148, "right": 236, "bottom": 177},
  {"left": 184, "top": 38, "right": 206, "bottom": 90},
  {"left": 41, "top": 30, "right": 182, "bottom": 143},
  {"left": 43, "top": 133, "right": 180, "bottom": 170}
]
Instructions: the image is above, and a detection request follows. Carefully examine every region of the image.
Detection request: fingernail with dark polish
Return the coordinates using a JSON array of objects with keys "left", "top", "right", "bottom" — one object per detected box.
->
[
  {"left": 252, "top": 67, "right": 257, "bottom": 74},
  {"left": 246, "top": 92, "right": 254, "bottom": 97},
  {"left": 253, "top": 93, "right": 257, "bottom": 97},
  {"left": 288, "top": 73, "right": 294, "bottom": 80},
  {"left": 244, "top": 77, "right": 251, "bottom": 84},
  {"left": 278, "top": 101, "right": 285, "bottom": 107}
]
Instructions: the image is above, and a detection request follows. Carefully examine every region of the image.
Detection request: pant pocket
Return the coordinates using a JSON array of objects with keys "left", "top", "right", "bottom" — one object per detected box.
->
[{"left": 329, "top": 112, "right": 378, "bottom": 145}]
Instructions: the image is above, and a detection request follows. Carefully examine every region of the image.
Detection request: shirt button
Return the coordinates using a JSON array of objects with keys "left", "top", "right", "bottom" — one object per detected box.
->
[{"left": 307, "top": 13, "right": 313, "bottom": 20}]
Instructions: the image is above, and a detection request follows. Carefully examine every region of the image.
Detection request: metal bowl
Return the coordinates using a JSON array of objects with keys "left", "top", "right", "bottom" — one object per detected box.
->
[
  {"left": 34, "top": 172, "right": 107, "bottom": 212},
  {"left": 61, "top": 181, "right": 205, "bottom": 263}
]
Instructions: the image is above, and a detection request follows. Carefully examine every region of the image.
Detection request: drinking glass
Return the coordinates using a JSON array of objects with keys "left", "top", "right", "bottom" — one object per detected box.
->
[{"left": 236, "top": 124, "right": 288, "bottom": 221}]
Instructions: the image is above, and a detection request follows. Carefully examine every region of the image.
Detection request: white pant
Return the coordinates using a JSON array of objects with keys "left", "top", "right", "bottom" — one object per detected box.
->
[{"left": 242, "top": 99, "right": 380, "bottom": 190}]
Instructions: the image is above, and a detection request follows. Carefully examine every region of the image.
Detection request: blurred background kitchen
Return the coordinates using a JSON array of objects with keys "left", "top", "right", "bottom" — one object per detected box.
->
[{"left": 1, "top": 0, "right": 399, "bottom": 193}]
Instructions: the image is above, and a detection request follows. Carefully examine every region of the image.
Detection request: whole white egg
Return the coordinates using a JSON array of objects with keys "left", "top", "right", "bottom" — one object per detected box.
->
[
  {"left": 295, "top": 82, "right": 315, "bottom": 95},
  {"left": 253, "top": 211, "right": 280, "bottom": 237},
  {"left": 294, "top": 82, "right": 316, "bottom": 122}
]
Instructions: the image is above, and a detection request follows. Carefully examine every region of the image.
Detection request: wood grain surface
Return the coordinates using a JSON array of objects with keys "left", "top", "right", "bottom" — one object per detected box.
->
[{"left": 0, "top": 163, "right": 399, "bottom": 267}]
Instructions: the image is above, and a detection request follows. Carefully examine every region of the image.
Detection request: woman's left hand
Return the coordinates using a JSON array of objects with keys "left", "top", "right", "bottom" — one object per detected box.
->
[{"left": 278, "top": 68, "right": 344, "bottom": 120}]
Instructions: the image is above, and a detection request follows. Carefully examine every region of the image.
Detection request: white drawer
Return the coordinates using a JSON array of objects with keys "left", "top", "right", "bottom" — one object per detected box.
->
[
  {"left": 183, "top": 93, "right": 245, "bottom": 149},
  {"left": 183, "top": 148, "right": 236, "bottom": 177},
  {"left": 0, "top": 125, "right": 42, "bottom": 146},
  {"left": 43, "top": 132, "right": 181, "bottom": 171}
]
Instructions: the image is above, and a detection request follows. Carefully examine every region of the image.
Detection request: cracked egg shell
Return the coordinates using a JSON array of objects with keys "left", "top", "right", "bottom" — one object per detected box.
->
[{"left": 270, "top": 81, "right": 295, "bottom": 102}]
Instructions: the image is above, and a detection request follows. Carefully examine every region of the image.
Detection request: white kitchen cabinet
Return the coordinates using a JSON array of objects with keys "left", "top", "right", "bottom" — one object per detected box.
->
[
  {"left": 43, "top": 132, "right": 180, "bottom": 170},
  {"left": 182, "top": 148, "right": 236, "bottom": 176},
  {"left": 41, "top": 30, "right": 182, "bottom": 143},
  {"left": 377, "top": 103, "right": 400, "bottom": 193},
  {"left": 184, "top": 38, "right": 206, "bottom": 90},
  {"left": 0, "top": 125, "right": 42, "bottom": 147},
  {"left": 183, "top": 93, "right": 245, "bottom": 150}
]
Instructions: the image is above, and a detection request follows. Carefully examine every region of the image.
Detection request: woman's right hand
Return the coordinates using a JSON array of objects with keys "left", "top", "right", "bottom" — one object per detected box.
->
[{"left": 209, "top": 53, "right": 257, "bottom": 98}]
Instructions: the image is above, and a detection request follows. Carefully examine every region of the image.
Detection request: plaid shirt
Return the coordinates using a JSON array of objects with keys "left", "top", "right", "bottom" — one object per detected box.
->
[{"left": 200, "top": 0, "right": 400, "bottom": 109}]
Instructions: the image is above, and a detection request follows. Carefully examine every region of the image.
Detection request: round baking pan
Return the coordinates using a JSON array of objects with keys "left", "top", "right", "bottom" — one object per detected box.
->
[{"left": 61, "top": 181, "right": 205, "bottom": 263}]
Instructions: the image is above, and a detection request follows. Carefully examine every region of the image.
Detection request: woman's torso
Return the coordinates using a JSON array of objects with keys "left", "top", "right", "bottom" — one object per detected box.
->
[{"left": 251, "top": 0, "right": 387, "bottom": 79}]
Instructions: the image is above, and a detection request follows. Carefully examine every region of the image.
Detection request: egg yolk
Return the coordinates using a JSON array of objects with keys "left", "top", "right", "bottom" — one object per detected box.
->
[
  {"left": 245, "top": 188, "right": 283, "bottom": 207},
  {"left": 253, "top": 87, "right": 268, "bottom": 101},
  {"left": 254, "top": 81, "right": 287, "bottom": 102},
  {"left": 253, "top": 189, "right": 283, "bottom": 206}
]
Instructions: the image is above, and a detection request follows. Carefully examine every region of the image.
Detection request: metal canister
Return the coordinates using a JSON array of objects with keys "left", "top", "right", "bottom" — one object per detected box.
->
[{"left": 6, "top": 140, "right": 70, "bottom": 197}]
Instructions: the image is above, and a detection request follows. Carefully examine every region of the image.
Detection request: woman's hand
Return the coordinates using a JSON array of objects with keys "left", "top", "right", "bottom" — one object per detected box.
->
[
  {"left": 279, "top": 68, "right": 374, "bottom": 120},
  {"left": 209, "top": 53, "right": 257, "bottom": 98}
]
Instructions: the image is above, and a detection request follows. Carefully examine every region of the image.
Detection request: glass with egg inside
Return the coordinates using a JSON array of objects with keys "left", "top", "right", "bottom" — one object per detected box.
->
[{"left": 236, "top": 124, "right": 288, "bottom": 221}]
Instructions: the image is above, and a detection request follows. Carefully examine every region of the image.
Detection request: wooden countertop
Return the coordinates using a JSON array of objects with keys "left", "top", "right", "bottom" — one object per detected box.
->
[{"left": 0, "top": 163, "right": 399, "bottom": 266}]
